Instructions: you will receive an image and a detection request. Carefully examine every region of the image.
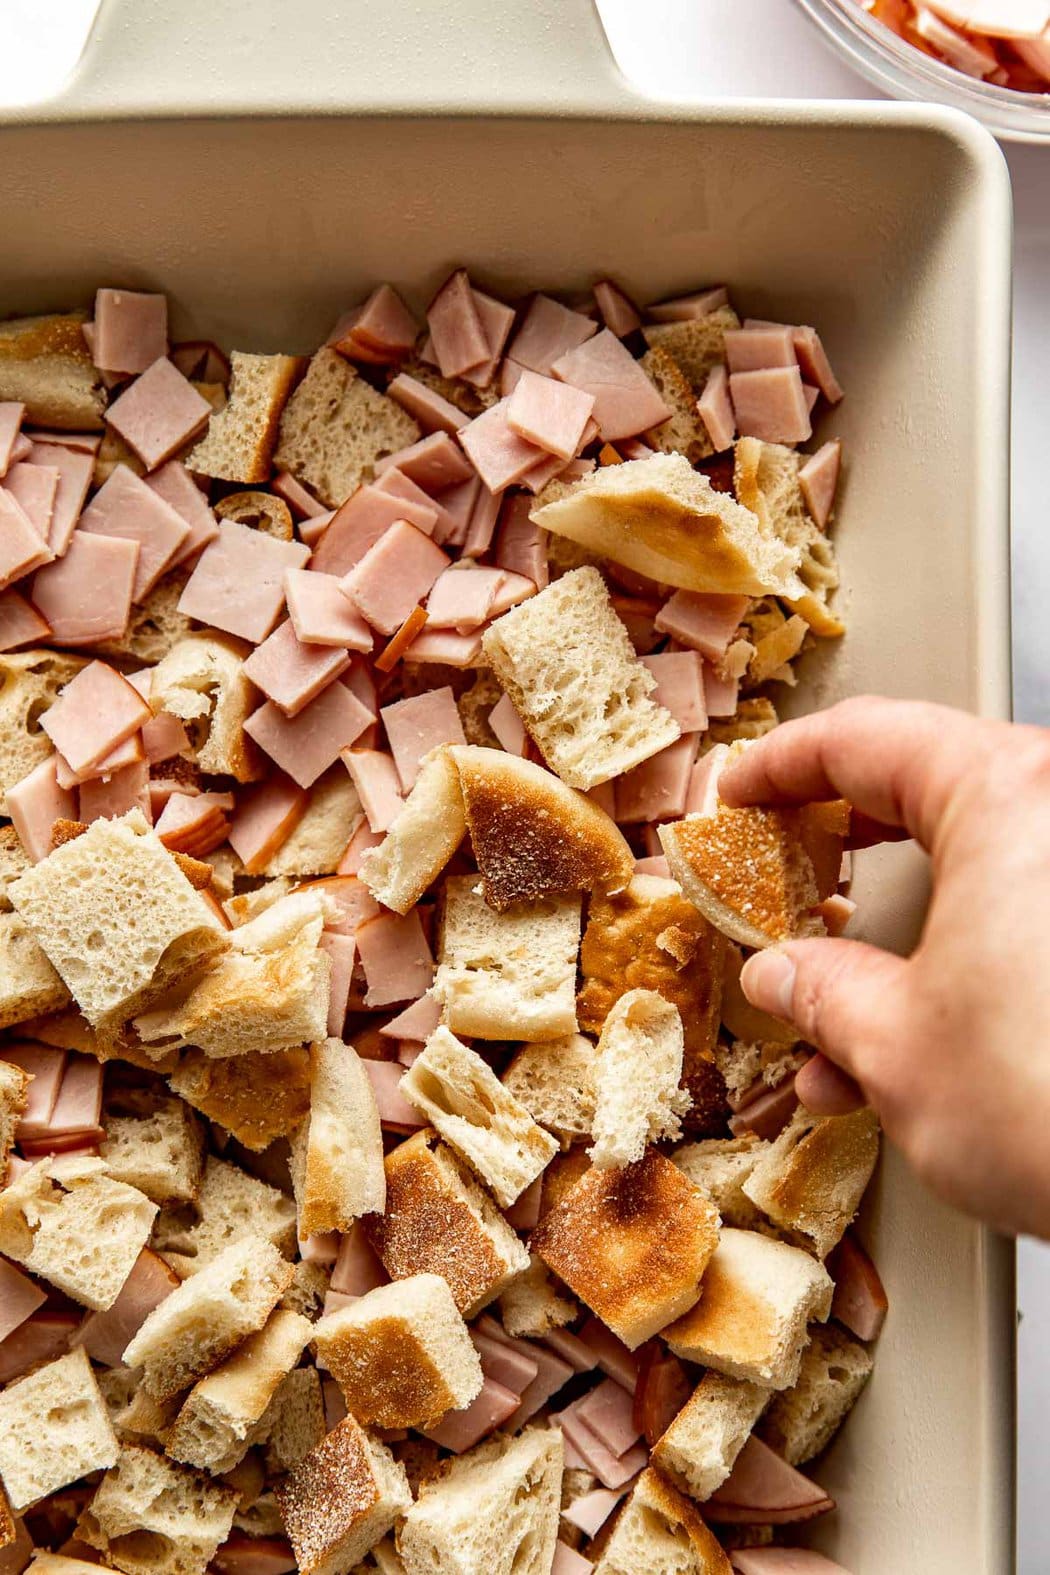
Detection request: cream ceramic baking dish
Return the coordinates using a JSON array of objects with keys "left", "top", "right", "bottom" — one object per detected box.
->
[{"left": 0, "top": 0, "right": 1014, "bottom": 1568}]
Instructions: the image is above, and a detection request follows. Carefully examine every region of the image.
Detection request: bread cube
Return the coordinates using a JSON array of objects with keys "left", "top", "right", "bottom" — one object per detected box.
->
[
  {"left": 651, "top": 1371, "right": 770, "bottom": 1503},
  {"left": 78, "top": 1444, "right": 238, "bottom": 1575},
  {"left": 0, "top": 1348, "right": 117, "bottom": 1510},
  {"left": 153, "top": 1156, "right": 296, "bottom": 1278},
  {"left": 757, "top": 1322, "right": 873, "bottom": 1465},
  {"left": 741, "top": 1107, "right": 880, "bottom": 1260},
  {"left": 588, "top": 989, "right": 690, "bottom": 1170},
  {"left": 591, "top": 1467, "right": 729, "bottom": 1575},
  {"left": 289, "top": 1037, "right": 385, "bottom": 1236},
  {"left": 277, "top": 1416, "right": 411, "bottom": 1575}
]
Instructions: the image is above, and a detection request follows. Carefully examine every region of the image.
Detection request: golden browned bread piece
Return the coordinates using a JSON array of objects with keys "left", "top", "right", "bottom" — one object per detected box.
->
[
  {"left": 741, "top": 1106, "right": 880, "bottom": 1260},
  {"left": 0, "top": 311, "right": 106, "bottom": 429},
  {"left": 592, "top": 1466, "right": 732, "bottom": 1575},
  {"left": 642, "top": 306, "right": 741, "bottom": 388},
  {"left": 640, "top": 344, "right": 714, "bottom": 463},
  {"left": 167, "top": 1046, "right": 311, "bottom": 1152},
  {"left": 538, "top": 1145, "right": 591, "bottom": 1221},
  {"left": 530, "top": 1149, "right": 720, "bottom": 1349},
  {"left": 447, "top": 745, "right": 633, "bottom": 911},
  {"left": 734, "top": 436, "right": 844, "bottom": 639},
  {"left": 276, "top": 1416, "right": 411, "bottom": 1575},
  {"left": 364, "top": 1129, "right": 529, "bottom": 1319}
]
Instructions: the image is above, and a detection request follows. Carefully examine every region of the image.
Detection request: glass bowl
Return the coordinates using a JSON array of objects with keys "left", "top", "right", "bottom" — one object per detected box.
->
[{"left": 794, "top": 0, "right": 1050, "bottom": 142}]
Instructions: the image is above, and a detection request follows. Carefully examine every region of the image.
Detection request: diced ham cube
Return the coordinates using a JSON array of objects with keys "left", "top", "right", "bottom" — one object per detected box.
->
[
  {"left": 510, "top": 1344, "right": 575, "bottom": 1428},
  {"left": 380, "top": 687, "right": 466, "bottom": 793},
  {"left": 552, "top": 1544, "right": 594, "bottom": 1575},
  {"left": 146, "top": 459, "right": 219, "bottom": 565},
  {"left": 457, "top": 401, "right": 544, "bottom": 494},
  {"left": 227, "top": 773, "right": 308, "bottom": 873},
  {"left": 552, "top": 330, "right": 671, "bottom": 442},
  {"left": 494, "top": 494, "right": 548, "bottom": 589},
  {"left": 4, "top": 461, "right": 59, "bottom": 541},
  {"left": 27, "top": 442, "right": 94, "bottom": 556},
  {"left": 827, "top": 1231, "right": 888, "bottom": 1343},
  {"left": 47, "top": 1054, "right": 103, "bottom": 1137},
  {"left": 0, "top": 589, "right": 51, "bottom": 653},
  {"left": 508, "top": 296, "right": 598, "bottom": 376},
  {"left": 272, "top": 470, "right": 328, "bottom": 521},
  {"left": 329, "top": 284, "right": 417, "bottom": 363},
  {"left": 724, "top": 326, "right": 797, "bottom": 373},
  {"left": 387, "top": 373, "right": 468, "bottom": 435},
  {"left": 178, "top": 520, "right": 310, "bottom": 643},
  {"left": 301, "top": 1233, "right": 340, "bottom": 1268},
  {"left": 342, "top": 750, "right": 404, "bottom": 832},
  {"left": 337, "top": 818, "right": 385, "bottom": 875},
  {"left": 0, "top": 1310, "right": 79, "bottom": 1385},
  {"left": 472, "top": 1330, "right": 540, "bottom": 1394},
  {"left": 703, "top": 661, "right": 741, "bottom": 719},
  {"left": 374, "top": 466, "right": 457, "bottom": 541},
  {"left": 93, "top": 289, "right": 168, "bottom": 374},
  {"left": 323, "top": 1377, "right": 348, "bottom": 1430},
  {"left": 140, "top": 706, "right": 190, "bottom": 766},
  {"left": 243, "top": 619, "right": 351, "bottom": 717},
  {"left": 41, "top": 661, "right": 150, "bottom": 776},
  {"left": 301, "top": 874, "right": 378, "bottom": 937},
  {"left": 646, "top": 287, "right": 729, "bottom": 322},
  {"left": 154, "top": 790, "right": 231, "bottom": 856},
  {"left": 362, "top": 1060, "right": 426, "bottom": 1131},
  {"left": 375, "top": 431, "right": 475, "bottom": 492},
  {"left": 708, "top": 1434, "right": 834, "bottom": 1524},
  {"left": 245, "top": 682, "right": 373, "bottom": 790},
  {"left": 0, "top": 1258, "right": 46, "bottom": 1346},
  {"left": 543, "top": 1328, "right": 599, "bottom": 1375},
  {"left": 615, "top": 735, "right": 696, "bottom": 825},
  {"left": 311, "top": 482, "right": 439, "bottom": 577},
  {"left": 576, "top": 1376, "right": 643, "bottom": 1460},
  {"left": 594, "top": 280, "right": 642, "bottom": 340},
  {"left": 378, "top": 993, "right": 442, "bottom": 1041},
  {"left": 799, "top": 439, "right": 842, "bottom": 530},
  {"left": 655, "top": 591, "right": 748, "bottom": 662},
  {"left": 0, "top": 402, "right": 24, "bottom": 478},
  {"left": 728, "top": 1079, "right": 799, "bottom": 1140},
  {"left": 75, "top": 1247, "right": 177, "bottom": 1366},
  {"left": 9, "top": 431, "right": 31, "bottom": 464},
  {"left": 320, "top": 931, "right": 356, "bottom": 1037},
  {"left": 488, "top": 692, "right": 529, "bottom": 757},
  {"left": 426, "top": 566, "right": 503, "bottom": 631},
  {"left": 501, "top": 360, "right": 527, "bottom": 397},
  {"left": 3, "top": 1042, "right": 66, "bottom": 1139},
  {"left": 78, "top": 465, "right": 191, "bottom": 601},
  {"left": 460, "top": 290, "right": 518, "bottom": 391},
  {"left": 427, "top": 270, "right": 490, "bottom": 378},
  {"left": 685, "top": 746, "right": 729, "bottom": 818},
  {"left": 355, "top": 911, "right": 435, "bottom": 1007},
  {"left": 561, "top": 1486, "right": 629, "bottom": 1538},
  {"left": 79, "top": 760, "right": 152, "bottom": 824},
  {"left": 402, "top": 626, "right": 484, "bottom": 667},
  {"left": 697, "top": 364, "right": 736, "bottom": 453},
  {"left": 578, "top": 1318, "right": 639, "bottom": 1392},
  {"left": 105, "top": 356, "right": 212, "bottom": 470},
  {"left": 23, "top": 429, "right": 101, "bottom": 453},
  {"left": 0, "top": 491, "right": 51, "bottom": 588},
  {"left": 54, "top": 727, "right": 144, "bottom": 790},
  {"left": 299, "top": 509, "right": 335, "bottom": 547},
  {"left": 639, "top": 652, "right": 707, "bottom": 733},
  {"left": 340, "top": 521, "right": 449, "bottom": 636},
  {"left": 507, "top": 370, "right": 595, "bottom": 462},
  {"left": 423, "top": 1376, "right": 520, "bottom": 1452},
  {"left": 555, "top": 1402, "right": 648, "bottom": 1488},
  {"left": 330, "top": 1222, "right": 388, "bottom": 1297},
  {"left": 462, "top": 484, "right": 501, "bottom": 558},
  {"left": 730, "top": 367, "right": 812, "bottom": 445}
]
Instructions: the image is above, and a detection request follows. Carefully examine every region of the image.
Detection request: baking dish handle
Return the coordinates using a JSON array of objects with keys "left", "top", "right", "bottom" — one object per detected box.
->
[{"left": 42, "top": 0, "right": 642, "bottom": 120}]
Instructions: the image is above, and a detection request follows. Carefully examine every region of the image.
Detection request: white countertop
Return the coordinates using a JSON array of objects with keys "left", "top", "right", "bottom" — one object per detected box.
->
[{"left": 595, "top": 2, "right": 1049, "bottom": 1567}]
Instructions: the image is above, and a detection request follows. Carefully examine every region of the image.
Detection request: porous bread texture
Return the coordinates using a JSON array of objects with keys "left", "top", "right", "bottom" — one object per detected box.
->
[
  {"left": 123, "top": 1234, "right": 294, "bottom": 1401},
  {"left": 149, "top": 631, "right": 264, "bottom": 782},
  {"left": 592, "top": 1466, "right": 731, "bottom": 1575},
  {"left": 279, "top": 1258, "right": 331, "bottom": 1322},
  {"left": 95, "top": 1366, "right": 178, "bottom": 1447},
  {"left": 214, "top": 489, "right": 295, "bottom": 540},
  {"left": 135, "top": 890, "right": 330, "bottom": 1059},
  {"left": 663, "top": 1227, "right": 833, "bottom": 1390},
  {"left": 433, "top": 874, "right": 580, "bottom": 1042},
  {"left": 400, "top": 1026, "right": 558, "bottom": 1207},
  {"left": 672, "top": 1136, "right": 771, "bottom": 1231},
  {"left": 707, "top": 696, "right": 779, "bottom": 748},
  {"left": 529, "top": 457, "right": 802, "bottom": 599},
  {"left": 447, "top": 745, "right": 633, "bottom": 911},
  {"left": 757, "top": 1321, "right": 873, "bottom": 1465},
  {"left": 262, "top": 768, "right": 362, "bottom": 877},
  {"left": 0, "top": 1156, "right": 158, "bottom": 1310},
  {"left": 152, "top": 1155, "right": 297, "bottom": 1278},
  {"left": 166, "top": 1308, "right": 312, "bottom": 1473},
  {"left": 98, "top": 1094, "right": 206, "bottom": 1207},
  {"left": 482, "top": 568, "right": 680, "bottom": 790},
  {"left": 0, "top": 311, "right": 106, "bottom": 429},
  {"left": 186, "top": 351, "right": 300, "bottom": 483},
  {"left": 96, "top": 570, "right": 195, "bottom": 666},
  {"left": 359, "top": 748, "right": 466, "bottom": 915},
  {"left": 397, "top": 1427, "right": 563, "bottom": 1575},
  {"left": 0, "top": 826, "right": 30, "bottom": 910},
  {"left": 277, "top": 1416, "right": 412, "bottom": 1575},
  {"left": 498, "top": 1254, "right": 577, "bottom": 1338},
  {"left": 640, "top": 344, "right": 714, "bottom": 462},
  {"left": 0, "top": 1058, "right": 30, "bottom": 1166},
  {"left": 9, "top": 810, "right": 228, "bottom": 1038},
  {"left": 0, "top": 649, "right": 85, "bottom": 814},
  {"left": 289, "top": 1038, "right": 386, "bottom": 1236},
  {"left": 741, "top": 1106, "right": 880, "bottom": 1260},
  {"left": 531, "top": 1149, "right": 720, "bottom": 1350},
  {"left": 261, "top": 1365, "right": 327, "bottom": 1473},
  {"left": 167, "top": 1046, "right": 311, "bottom": 1152},
  {"left": 501, "top": 1034, "right": 597, "bottom": 1150},
  {"left": 0, "top": 1347, "right": 118, "bottom": 1511},
  {"left": 77, "top": 1444, "right": 238, "bottom": 1575},
  {"left": 713, "top": 1041, "right": 805, "bottom": 1112},
  {"left": 312, "top": 1273, "right": 482, "bottom": 1430},
  {"left": 364, "top": 1129, "right": 529, "bottom": 1319},
  {"left": 642, "top": 306, "right": 742, "bottom": 388},
  {"left": 734, "top": 436, "right": 844, "bottom": 638},
  {"left": 651, "top": 1372, "right": 770, "bottom": 1503},
  {"left": 588, "top": 989, "right": 690, "bottom": 1171},
  {"left": 274, "top": 348, "right": 421, "bottom": 507},
  {"left": 0, "top": 922, "right": 82, "bottom": 1029}
]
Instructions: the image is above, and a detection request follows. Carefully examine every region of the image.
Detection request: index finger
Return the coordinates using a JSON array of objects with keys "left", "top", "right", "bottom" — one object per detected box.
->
[{"left": 717, "top": 695, "right": 997, "bottom": 852}]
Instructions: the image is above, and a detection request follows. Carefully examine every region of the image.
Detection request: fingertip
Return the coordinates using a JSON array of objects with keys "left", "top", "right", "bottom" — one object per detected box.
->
[{"left": 739, "top": 947, "right": 797, "bottom": 1022}]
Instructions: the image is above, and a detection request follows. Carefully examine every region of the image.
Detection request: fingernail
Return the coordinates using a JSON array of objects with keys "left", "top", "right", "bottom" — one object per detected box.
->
[{"left": 740, "top": 949, "right": 796, "bottom": 1020}]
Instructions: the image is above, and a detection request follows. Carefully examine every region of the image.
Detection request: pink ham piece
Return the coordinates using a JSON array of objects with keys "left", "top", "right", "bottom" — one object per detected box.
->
[
  {"left": 505, "top": 1172, "right": 543, "bottom": 1230},
  {"left": 509, "top": 296, "right": 598, "bottom": 376},
  {"left": 427, "top": 270, "right": 490, "bottom": 378},
  {"left": 298, "top": 509, "right": 335, "bottom": 547},
  {"left": 509, "top": 1343, "right": 575, "bottom": 1428},
  {"left": 362, "top": 1059, "right": 425, "bottom": 1132},
  {"left": 178, "top": 520, "right": 310, "bottom": 643},
  {"left": 0, "top": 1258, "right": 46, "bottom": 1346},
  {"left": 0, "top": 402, "right": 24, "bottom": 477},
  {"left": 792, "top": 327, "right": 844, "bottom": 404},
  {"left": 501, "top": 360, "right": 526, "bottom": 397},
  {"left": 337, "top": 818, "right": 385, "bottom": 875},
  {"left": 105, "top": 356, "right": 212, "bottom": 470},
  {"left": 24, "top": 429, "right": 101, "bottom": 453},
  {"left": 697, "top": 365, "right": 736, "bottom": 453},
  {"left": 494, "top": 494, "right": 549, "bottom": 589},
  {"left": 340, "top": 521, "right": 450, "bottom": 636},
  {"left": 329, "top": 284, "right": 417, "bottom": 364},
  {"left": 552, "top": 1545, "right": 594, "bottom": 1575},
  {"left": 75, "top": 1247, "right": 178, "bottom": 1366},
  {"left": 655, "top": 591, "right": 749, "bottom": 660},
  {"left": 342, "top": 749, "right": 404, "bottom": 832},
  {"left": 245, "top": 682, "right": 372, "bottom": 790},
  {"left": 458, "top": 401, "right": 545, "bottom": 494},
  {"left": 40, "top": 661, "right": 150, "bottom": 777},
  {"left": 146, "top": 460, "right": 219, "bottom": 565},
  {"left": 304, "top": 874, "right": 380, "bottom": 936},
  {"left": 3, "top": 1042, "right": 66, "bottom": 1139},
  {"left": 4, "top": 461, "right": 59, "bottom": 541},
  {"left": 380, "top": 687, "right": 466, "bottom": 793},
  {"left": 311, "top": 483, "right": 439, "bottom": 577},
  {"left": 703, "top": 661, "right": 741, "bottom": 720},
  {"left": 578, "top": 1317, "right": 639, "bottom": 1392},
  {"left": 93, "top": 290, "right": 168, "bottom": 375},
  {"left": 426, "top": 566, "right": 504, "bottom": 631},
  {"left": 518, "top": 439, "right": 588, "bottom": 498},
  {"left": 243, "top": 619, "right": 351, "bottom": 717},
  {"left": 799, "top": 440, "right": 842, "bottom": 530},
  {"left": 729, "top": 1079, "right": 799, "bottom": 1140},
  {"left": 424, "top": 1375, "right": 520, "bottom": 1452},
  {"left": 398, "top": 1041, "right": 424, "bottom": 1067},
  {"left": 488, "top": 692, "right": 529, "bottom": 757},
  {"left": 155, "top": 791, "right": 232, "bottom": 856},
  {"left": 615, "top": 735, "right": 696, "bottom": 825},
  {"left": 731, "top": 1552, "right": 853, "bottom": 1575},
  {"left": 724, "top": 326, "right": 797, "bottom": 373},
  {"left": 375, "top": 431, "right": 474, "bottom": 492},
  {"left": 462, "top": 484, "right": 501, "bottom": 557},
  {"left": 6, "top": 755, "right": 74, "bottom": 861},
  {"left": 28, "top": 442, "right": 94, "bottom": 556},
  {"left": 139, "top": 706, "right": 190, "bottom": 766},
  {"left": 47, "top": 1054, "right": 103, "bottom": 1137},
  {"left": 472, "top": 1329, "right": 540, "bottom": 1393},
  {"left": 78, "top": 465, "right": 192, "bottom": 601},
  {"left": 375, "top": 466, "right": 457, "bottom": 542},
  {"left": 9, "top": 432, "right": 31, "bottom": 464},
  {"left": 379, "top": 993, "right": 442, "bottom": 1042},
  {"left": 562, "top": 1486, "right": 629, "bottom": 1539},
  {"left": 640, "top": 652, "right": 707, "bottom": 732},
  {"left": 507, "top": 369, "right": 595, "bottom": 462},
  {"left": 330, "top": 1222, "right": 388, "bottom": 1297},
  {"left": 0, "top": 491, "right": 51, "bottom": 588},
  {"left": 0, "top": 589, "right": 50, "bottom": 653},
  {"left": 212, "top": 1536, "right": 297, "bottom": 1575},
  {"left": 555, "top": 1401, "right": 648, "bottom": 1489},
  {"left": 458, "top": 290, "right": 517, "bottom": 391},
  {"left": 594, "top": 280, "right": 642, "bottom": 340},
  {"left": 575, "top": 1376, "right": 643, "bottom": 1459},
  {"left": 387, "top": 373, "right": 468, "bottom": 435},
  {"left": 544, "top": 1328, "right": 599, "bottom": 1375},
  {"left": 228, "top": 773, "right": 308, "bottom": 873},
  {"left": 827, "top": 1231, "right": 888, "bottom": 1342},
  {"left": 553, "top": 330, "right": 671, "bottom": 442},
  {"left": 272, "top": 470, "right": 327, "bottom": 521},
  {"left": 402, "top": 624, "right": 484, "bottom": 668},
  {"left": 79, "top": 761, "right": 151, "bottom": 824},
  {"left": 54, "top": 728, "right": 145, "bottom": 790},
  {"left": 323, "top": 1377, "right": 348, "bottom": 1430},
  {"left": 913, "top": 4, "right": 999, "bottom": 70},
  {"left": 320, "top": 931, "right": 355, "bottom": 1037},
  {"left": 730, "top": 367, "right": 812, "bottom": 445},
  {"left": 0, "top": 1309, "right": 79, "bottom": 1385},
  {"left": 355, "top": 911, "right": 434, "bottom": 1008},
  {"left": 708, "top": 1436, "right": 834, "bottom": 1524},
  {"left": 300, "top": 1232, "right": 340, "bottom": 1268},
  {"left": 647, "top": 287, "right": 729, "bottom": 322}
]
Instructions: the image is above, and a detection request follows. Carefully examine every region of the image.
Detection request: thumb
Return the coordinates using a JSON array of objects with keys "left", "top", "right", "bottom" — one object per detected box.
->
[{"left": 739, "top": 938, "right": 909, "bottom": 1089}]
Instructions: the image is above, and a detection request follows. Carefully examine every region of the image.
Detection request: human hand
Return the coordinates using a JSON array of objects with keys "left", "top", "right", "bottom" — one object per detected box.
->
[{"left": 718, "top": 695, "right": 1050, "bottom": 1238}]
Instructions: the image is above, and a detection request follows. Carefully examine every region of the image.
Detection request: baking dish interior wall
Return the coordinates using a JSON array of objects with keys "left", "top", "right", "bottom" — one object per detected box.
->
[{"left": 0, "top": 110, "right": 1011, "bottom": 1574}]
